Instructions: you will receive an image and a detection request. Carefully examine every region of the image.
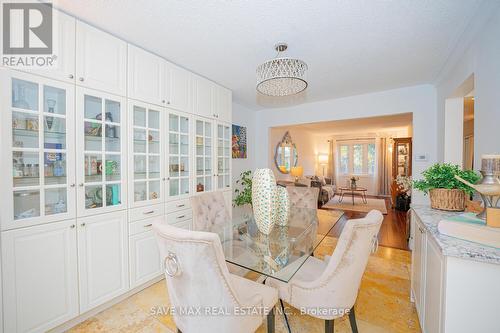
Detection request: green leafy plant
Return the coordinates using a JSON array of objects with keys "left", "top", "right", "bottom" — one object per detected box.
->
[
  {"left": 233, "top": 170, "right": 253, "bottom": 207},
  {"left": 413, "top": 163, "right": 480, "bottom": 195}
]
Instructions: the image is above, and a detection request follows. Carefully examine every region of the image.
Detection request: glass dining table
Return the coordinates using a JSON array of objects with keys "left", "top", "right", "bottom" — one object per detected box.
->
[{"left": 193, "top": 207, "right": 342, "bottom": 283}]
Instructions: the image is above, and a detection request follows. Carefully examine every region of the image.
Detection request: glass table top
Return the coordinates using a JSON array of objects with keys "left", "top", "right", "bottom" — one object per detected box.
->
[{"left": 194, "top": 207, "right": 342, "bottom": 283}]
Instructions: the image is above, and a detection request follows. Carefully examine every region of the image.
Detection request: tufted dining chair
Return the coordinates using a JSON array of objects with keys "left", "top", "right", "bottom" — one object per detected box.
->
[
  {"left": 191, "top": 191, "right": 231, "bottom": 236},
  {"left": 190, "top": 191, "right": 247, "bottom": 275},
  {"left": 265, "top": 210, "right": 383, "bottom": 333},
  {"left": 287, "top": 186, "right": 319, "bottom": 209},
  {"left": 154, "top": 223, "right": 278, "bottom": 333}
]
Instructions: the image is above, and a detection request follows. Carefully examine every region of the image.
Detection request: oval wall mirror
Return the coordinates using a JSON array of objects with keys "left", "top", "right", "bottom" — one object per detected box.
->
[{"left": 274, "top": 131, "right": 298, "bottom": 174}]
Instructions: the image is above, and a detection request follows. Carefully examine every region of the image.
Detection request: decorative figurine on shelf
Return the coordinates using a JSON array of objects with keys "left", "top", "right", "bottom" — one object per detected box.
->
[
  {"left": 45, "top": 98, "right": 56, "bottom": 130},
  {"left": 196, "top": 183, "right": 204, "bottom": 192}
]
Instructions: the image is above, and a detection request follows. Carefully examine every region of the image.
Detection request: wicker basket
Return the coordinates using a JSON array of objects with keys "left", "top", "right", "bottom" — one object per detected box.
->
[{"left": 429, "top": 188, "right": 466, "bottom": 211}]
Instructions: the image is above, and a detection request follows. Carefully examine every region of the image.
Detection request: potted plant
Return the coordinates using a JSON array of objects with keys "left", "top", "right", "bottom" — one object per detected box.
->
[
  {"left": 350, "top": 176, "right": 360, "bottom": 189},
  {"left": 395, "top": 175, "right": 412, "bottom": 211},
  {"left": 233, "top": 170, "right": 253, "bottom": 207},
  {"left": 413, "top": 163, "right": 480, "bottom": 211}
]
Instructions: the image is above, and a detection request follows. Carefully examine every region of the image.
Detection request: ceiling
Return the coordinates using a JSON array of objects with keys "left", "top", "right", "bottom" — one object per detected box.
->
[
  {"left": 275, "top": 113, "right": 413, "bottom": 137},
  {"left": 56, "top": 0, "right": 484, "bottom": 110}
]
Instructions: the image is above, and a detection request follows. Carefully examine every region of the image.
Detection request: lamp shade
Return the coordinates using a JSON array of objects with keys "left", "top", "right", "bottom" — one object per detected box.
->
[
  {"left": 290, "top": 166, "right": 304, "bottom": 178},
  {"left": 318, "top": 154, "right": 329, "bottom": 164}
]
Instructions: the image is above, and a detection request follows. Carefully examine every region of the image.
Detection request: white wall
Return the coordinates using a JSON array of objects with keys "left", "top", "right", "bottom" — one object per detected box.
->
[
  {"left": 436, "top": 3, "right": 500, "bottom": 168},
  {"left": 255, "top": 84, "right": 437, "bottom": 204},
  {"left": 444, "top": 98, "right": 464, "bottom": 166},
  {"left": 231, "top": 102, "right": 256, "bottom": 197}
]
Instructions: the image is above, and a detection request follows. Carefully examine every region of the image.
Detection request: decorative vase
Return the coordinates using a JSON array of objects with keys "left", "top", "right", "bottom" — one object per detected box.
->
[
  {"left": 252, "top": 168, "right": 277, "bottom": 235},
  {"left": 429, "top": 188, "right": 465, "bottom": 211},
  {"left": 274, "top": 185, "right": 290, "bottom": 226}
]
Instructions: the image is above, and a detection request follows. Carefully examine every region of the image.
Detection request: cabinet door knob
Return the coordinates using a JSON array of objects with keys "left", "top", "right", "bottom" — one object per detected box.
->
[
  {"left": 79, "top": 77, "right": 84, "bottom": 82},
  {"left": 162, "top": 177, "right": 166, "bottom": 181},
  {"left": 68, "top": 74, "right": 74, "bottom": 79},
  {"left": 81, "top": 223, "right": 86, "bottom": 227},
  {"left": 162, "top": 100, "right": 166, "bottom": 104},
  {"left": 70, "top": 224, "right": 75, "bottom": 228},
  {"left": 70, "top": 183, "right": 76, "bottom": 187},
  {"left": 79, "top": 183, "right": 84, "bottom": 187},
  {"left": 167, "top": 101, "right": 170, "bottom": 105}
]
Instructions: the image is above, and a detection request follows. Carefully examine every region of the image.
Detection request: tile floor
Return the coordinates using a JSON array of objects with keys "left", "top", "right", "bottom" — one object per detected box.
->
[{"left": 70, "top": 237, "right": 420, "bottom": 333}]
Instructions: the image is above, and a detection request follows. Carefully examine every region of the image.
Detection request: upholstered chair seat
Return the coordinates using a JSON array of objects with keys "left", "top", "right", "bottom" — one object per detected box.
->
[
  {"left": 154, "top": 223, "right": 278, "bottom": 333},
  {"left": 265, "top": 210, "right": 383, "bottom": 333},
  {"left": 287, "top": 186, "right": 319, "bottom": 209}
]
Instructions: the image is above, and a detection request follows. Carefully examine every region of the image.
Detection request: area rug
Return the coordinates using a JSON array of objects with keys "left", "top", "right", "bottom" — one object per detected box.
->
[{"left": 323, "top": 197, "right": 388, "bottom": 214}]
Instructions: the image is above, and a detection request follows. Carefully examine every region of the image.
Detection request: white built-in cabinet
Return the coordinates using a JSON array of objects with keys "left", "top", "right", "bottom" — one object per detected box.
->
[
  {"left": 410, "top": 211, "right": 500, "bottom": 333},
  {"left": 166, "top": 63, "right": 190, "bottom": 111},
  {"left": 76, "top": 87, "right": 127, "bottom": 217},
  {"left": 166, "top": 110, "right": 192, "bottom": 200},
  {"left": 76, "top": 21, "right": 127, "bottom": 96},
  {"left": 77, "top": 211, "right": 129, "bottom": 312},
  {"left": 22, "top": 11, "right": 76, "bottom": 84},
  {"left": 129, "top": 101, "right": 165, "bottom": 208},
  {"left": 1, "top": 8, "right": 232, "bottom": 333},
  {"left": 128, "top": 45, "right": 166, "bottom": 107},
  {"left": 128, "top": 45, "right": 191, "bottom": 110},
  {"left": 216, "top": 122, "right": 232, "bottom": 189},
  {"left": 194, "top": 117, "right": 215, "bottom": 193},
  {"left": 0, "top": 70, "right": 76, "bottom": 231},
  {"left": 1, "top": 220, "right": 79, "bottom": 333}
]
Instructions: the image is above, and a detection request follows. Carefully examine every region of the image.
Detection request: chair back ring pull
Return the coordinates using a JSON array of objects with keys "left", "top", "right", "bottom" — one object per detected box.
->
[{"left": 164, "top": 252, "right": 181, "bottom": 277}]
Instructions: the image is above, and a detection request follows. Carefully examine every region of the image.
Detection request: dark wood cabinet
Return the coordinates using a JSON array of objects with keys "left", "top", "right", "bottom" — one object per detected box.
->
[{"left": 391, "top": 137, "right": 412, "bottom": 207}]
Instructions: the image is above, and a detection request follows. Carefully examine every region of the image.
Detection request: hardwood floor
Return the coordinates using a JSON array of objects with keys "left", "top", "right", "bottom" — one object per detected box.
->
[{"left": 321, "top": 196, "right": 410, "bottom": 251}]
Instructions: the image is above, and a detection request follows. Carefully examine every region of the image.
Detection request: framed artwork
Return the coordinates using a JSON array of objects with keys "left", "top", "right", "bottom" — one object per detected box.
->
[{"left": 232, "top": 124, "right": 247, "bottom": 158}]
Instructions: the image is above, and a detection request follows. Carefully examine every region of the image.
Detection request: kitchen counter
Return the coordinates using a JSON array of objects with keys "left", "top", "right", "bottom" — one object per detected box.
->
[{"left": 411, "top": 204, "right": 500, "bottom": 265}]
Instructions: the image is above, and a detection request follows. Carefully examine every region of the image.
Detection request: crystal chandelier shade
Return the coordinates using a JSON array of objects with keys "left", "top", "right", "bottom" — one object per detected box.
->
[{"left": 256, "top": 44, "right": 308, "bottom": 97}]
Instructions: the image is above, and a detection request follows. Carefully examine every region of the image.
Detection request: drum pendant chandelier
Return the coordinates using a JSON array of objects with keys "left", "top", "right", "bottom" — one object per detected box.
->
[{"left": 256, "top": 43, "right": 308, "bottom": 97}]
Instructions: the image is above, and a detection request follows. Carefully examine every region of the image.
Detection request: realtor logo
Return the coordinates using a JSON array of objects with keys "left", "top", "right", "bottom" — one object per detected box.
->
[
  {"left": 2, "top": 1, "right": 56, "bottom": 68},
  {"left": 3, "top": 2, "right": 53, "bottom": 54}
]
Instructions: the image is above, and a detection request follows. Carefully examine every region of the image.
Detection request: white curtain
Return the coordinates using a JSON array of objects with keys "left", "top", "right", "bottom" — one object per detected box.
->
[
  {"left": 327, "top": 139, "right": 337, "bottom": 185},
  {"left": 376, "top": 137, "right": 392, "bottom": 196}
]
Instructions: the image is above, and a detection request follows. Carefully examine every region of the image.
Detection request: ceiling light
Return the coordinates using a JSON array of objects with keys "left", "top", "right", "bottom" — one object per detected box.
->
[{"left": 256, "top": 43, "right": 308, "bottom": 97}]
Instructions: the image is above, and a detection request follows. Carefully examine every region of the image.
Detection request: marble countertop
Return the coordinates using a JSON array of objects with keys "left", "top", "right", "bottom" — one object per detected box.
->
[{"left": 412, "top": 204, "right": 500, "bottom": 265}]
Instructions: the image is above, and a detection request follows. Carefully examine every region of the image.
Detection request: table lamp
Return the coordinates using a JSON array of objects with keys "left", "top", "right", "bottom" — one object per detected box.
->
[
  {"left": 318, "top": 154, "right": 329, "bottom": 176},
  {"left": 290, "top": 166, "right": 303, "bottom": 183}
]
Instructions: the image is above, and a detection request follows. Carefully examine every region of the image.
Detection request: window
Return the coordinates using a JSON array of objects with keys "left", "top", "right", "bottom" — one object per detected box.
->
[
  {"left": 367, "top": 143, "right": 376, "bottom": 174},
  {"left": 339, "top": 145, "right": 349, "bottom": 174},
  {"left": 337, "top": 141, "right": 376, "bottom": 175},
  {"left": 353, "top": 144, "right": 363, "bottom": 174}
]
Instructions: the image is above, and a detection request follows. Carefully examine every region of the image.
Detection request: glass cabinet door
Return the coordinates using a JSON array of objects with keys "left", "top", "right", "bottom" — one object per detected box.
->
[
  {"left": 216, "top": 123, "right": 231, "bottom": 189},
  {"left": 195, "top": 118, "right": 213, "bottom": 193},
  {"left": 167, "top": 111, "right": 190, "bottom": 199},
  {"left": 78, "top": 88, "right": 126, "bottom": 215},
  {"left": 6, "top": 74, "right": 75, "bottom": 228},
  {"left": 130, "top": 103, "right": 163, "bottom": 207}
]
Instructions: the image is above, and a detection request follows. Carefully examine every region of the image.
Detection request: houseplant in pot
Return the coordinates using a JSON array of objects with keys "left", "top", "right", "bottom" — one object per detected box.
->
[
  {"left": 233, "top": 170, "right": 253, "bottom": 208},
  {"left": 413, "top": 163, "right": 480, "bottom": 211}
]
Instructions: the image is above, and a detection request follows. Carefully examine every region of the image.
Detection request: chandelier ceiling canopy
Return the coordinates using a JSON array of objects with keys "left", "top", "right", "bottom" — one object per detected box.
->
[{"left": 256, "top": 43, "right": 308, "bottom": 97}]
